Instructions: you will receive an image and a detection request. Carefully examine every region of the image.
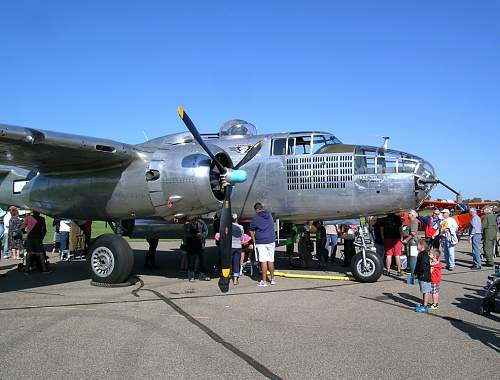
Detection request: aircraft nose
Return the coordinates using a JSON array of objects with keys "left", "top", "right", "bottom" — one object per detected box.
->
[
  {"left": 355, "top": 146, "right": 436, "bottom": 207},
  {"left": 414, "top": 158, "right": 437, "bottom": 206}
]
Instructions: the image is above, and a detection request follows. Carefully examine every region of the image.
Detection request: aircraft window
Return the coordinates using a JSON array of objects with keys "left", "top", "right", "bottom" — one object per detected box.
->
[
  {"left": 312, "top": 135, "right": 326, "bottom": 154},
  {"left": 312, "top": 135, "right": 342, "bottom": 154},
  {"left": 354, "top": 148, "right": 376, "bottom": 174},
  {"left": 383, "top": 159, "right": 397, "bottom": 173},
  {"left": 376, "top": 155, "right": 386, "bottom": 173},
  {"left": 220, "top": 119, "right": 257, "bottom": 136},
  {"left": 295, "top": 136, "right": 311, "bottom": 155},
  {"left": 398, "top": 158, "right": 418, "bottom": 174},
  {"left": 287, "top": 138, "right": 295, "bottom": 155},
  {"left": 272, "top": 138, "right": 287, "bottom": 155}
]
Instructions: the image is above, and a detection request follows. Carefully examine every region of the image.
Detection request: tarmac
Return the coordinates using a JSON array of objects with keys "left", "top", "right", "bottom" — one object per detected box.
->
[{"left": 0, "top": 239, "right": 498, "bottom": 379}]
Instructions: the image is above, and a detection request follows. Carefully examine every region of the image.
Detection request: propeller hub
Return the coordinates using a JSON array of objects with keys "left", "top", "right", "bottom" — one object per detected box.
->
[{"left": 222, "top": 168, "right": 247, "bottom": 186}]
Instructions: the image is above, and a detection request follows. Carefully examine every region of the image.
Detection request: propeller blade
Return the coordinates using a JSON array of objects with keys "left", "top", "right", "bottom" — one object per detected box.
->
[
  {"left": 218, "top": 186, "right": 233, "bottom": 282},
  {"left": 234, "top": 139, "right": 264, "bottom": 170},
  {"left": 178, "top": 106, "right": 226, "bottom": 173}
]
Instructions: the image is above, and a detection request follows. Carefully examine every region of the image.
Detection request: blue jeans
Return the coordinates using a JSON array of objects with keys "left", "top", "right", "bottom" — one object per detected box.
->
[
  {"left": 374, "top": 242, "right": 385, "bottom": 260},
  {"left": 327, "top": 235, "right": 338, "bottom": 259},
  {"left": 442, "top": 239, "right": 455, "bottom": 268},
  {"left": 471, "top": 234, "right": 482, "bottom": 268},
  {"left": 0, "top": 224, "right": 4, "bottom": 253},
  {"left": 231, "top": 248, "right": 241, "bottom": 277},
  {"left": 2, "top": 229, "right": 9, "bottom": 257},
  {"left": 59, "top": 231, "right": 69, "bottom": 259}
]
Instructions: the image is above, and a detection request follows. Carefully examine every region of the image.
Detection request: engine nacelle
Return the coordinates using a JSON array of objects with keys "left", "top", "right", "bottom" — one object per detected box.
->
[
  {"left": 146, "top": 143, "right": 232, "bottom": 219},
  {"left": 121, "top": 218, "right": 215, "bottom": 239}
]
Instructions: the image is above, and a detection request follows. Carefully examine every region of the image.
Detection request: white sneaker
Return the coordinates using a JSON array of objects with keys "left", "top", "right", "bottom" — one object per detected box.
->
[
  {"left": 258, "top": 280, "right": 267, "bottom": 287},
  {"left": 270, "top": 279, "right": 277, "bottom": 285}
]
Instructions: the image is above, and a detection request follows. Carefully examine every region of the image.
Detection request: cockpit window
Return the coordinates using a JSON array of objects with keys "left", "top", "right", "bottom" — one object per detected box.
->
[
  {"left": 295, "top": 136, "right": 311, "bottom": 155},
  {"left": 312, "top": 135, "right": 343, "bottom": 154},
  {"left": 272, "top": 138, "right": 287, "bottom": 156},
  {"left": 287, "top": 138, "right": 295, "bottom": 154},
  {"left": 272, "top": 134, "right": 342, "bottom": 156}
]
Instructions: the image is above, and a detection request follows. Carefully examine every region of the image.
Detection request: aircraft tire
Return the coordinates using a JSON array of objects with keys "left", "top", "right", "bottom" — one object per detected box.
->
[
  {"left": 351, "top": 250, "right": 383, "bottom": 283},
  {"left": 88, "top": 234, "right": 134, "bottom": 284}
]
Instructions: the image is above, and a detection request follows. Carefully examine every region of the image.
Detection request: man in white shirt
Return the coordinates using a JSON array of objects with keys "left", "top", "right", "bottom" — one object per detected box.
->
[
  {"left": 3, "top": 208, "right": 12, "bottom": 258},
  {"left": 59, "top": 219, "right": 71, "bottom": 261},
  {"left": 324, "top": 223, "right": 338, "bottom": 261},
  {"left": 440, "top": 209, "right": 459, "bottom": 270}
]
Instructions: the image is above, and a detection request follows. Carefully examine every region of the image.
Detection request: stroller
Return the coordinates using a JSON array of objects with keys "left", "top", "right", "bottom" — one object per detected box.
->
[{"left": 479, "top": 269, "right": 500, "bottom": 316}]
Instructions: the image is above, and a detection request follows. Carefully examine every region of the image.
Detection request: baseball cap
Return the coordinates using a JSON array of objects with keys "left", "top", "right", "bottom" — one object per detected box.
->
[
  {"left": 441, "top": 208, "right": 450, "bottom": 214},
  {"left": 433, "top": 209, "right": 440, "bottom": 214}
]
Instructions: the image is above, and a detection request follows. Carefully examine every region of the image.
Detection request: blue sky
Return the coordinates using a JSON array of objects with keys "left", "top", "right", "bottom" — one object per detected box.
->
[{"left": 0, "top": 1, "right": 499, "bottom": 200}]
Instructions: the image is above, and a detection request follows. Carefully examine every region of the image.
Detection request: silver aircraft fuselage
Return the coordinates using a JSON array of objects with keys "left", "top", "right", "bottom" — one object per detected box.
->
[{"left": 0, "top": 129, "right": 436, "bottom": 222}]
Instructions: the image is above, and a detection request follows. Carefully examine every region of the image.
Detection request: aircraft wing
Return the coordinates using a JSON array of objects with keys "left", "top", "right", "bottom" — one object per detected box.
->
[
  {"left": 0, "top": 123, "right": 139, "bottom": 173},
  {"left": 420, "top": 200, "right": 457, "bottom": 209}
]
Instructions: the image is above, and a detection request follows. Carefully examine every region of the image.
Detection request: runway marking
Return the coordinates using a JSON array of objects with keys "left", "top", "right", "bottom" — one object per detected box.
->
[
  {"left": 162, "top": 314, "right": 210, "bottom": 319},
  {"left": 45, "top": 306, "right": 96, "bottom": 311},
  {"left": 15, "top": 290, "right": 65, "bottom": 297},
  {"left": 0, "top": 298, "right": 161, "bottom": 312}
]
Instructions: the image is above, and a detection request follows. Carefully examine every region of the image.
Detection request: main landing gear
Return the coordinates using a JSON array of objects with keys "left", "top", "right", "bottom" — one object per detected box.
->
[{"left": 88, "top": 234, "right": 134, "bottom": 284}]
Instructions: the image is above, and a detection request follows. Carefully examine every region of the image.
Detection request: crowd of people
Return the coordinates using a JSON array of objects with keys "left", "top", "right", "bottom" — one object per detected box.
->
[
  {"left": 0, "top": 206, "right": 92, "bottom": 275},
  {"left": 0, "top": 206, "right": 49, "bottom": 273},
  {"left": 369, "top": 206, "right": 499, "bottom": 313},
  {"left": 1, "top": 202, "right": 497, "bottom": 299}
]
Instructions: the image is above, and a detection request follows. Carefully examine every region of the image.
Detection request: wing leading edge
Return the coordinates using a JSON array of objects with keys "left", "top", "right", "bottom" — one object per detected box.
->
[{"left": 0, "top": 123, "right": 140, "bottom": 173}]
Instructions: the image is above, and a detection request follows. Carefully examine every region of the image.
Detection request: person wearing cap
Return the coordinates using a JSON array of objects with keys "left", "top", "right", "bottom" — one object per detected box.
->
[
  {"left": 481, "top": 206, "right": 497, "bottom": 267},
  {"left": 468, "top": 208, "right": 482, "bottom": 269},
  {"left": 440, "top": 209, "right": 459, "bottom": 270},
  {"left": 419, "top": 209, "right": 442, "bottom": 249},
  {"left": 231, "top": 213, "right": 244, "bottom": 285},
  {"left": 430, "top": 209, "right": 443, "bottom": 248}
]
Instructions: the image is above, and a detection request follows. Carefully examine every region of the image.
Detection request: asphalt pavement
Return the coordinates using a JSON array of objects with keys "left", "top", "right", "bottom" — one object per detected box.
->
[{"left": 0, "top": 239, "right": 498, "bottom": 379}]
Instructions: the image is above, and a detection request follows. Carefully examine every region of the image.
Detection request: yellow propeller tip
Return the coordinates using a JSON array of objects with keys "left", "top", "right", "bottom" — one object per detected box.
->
[{"left": 177, "top": 106, "right": 184, "bottom": 118}]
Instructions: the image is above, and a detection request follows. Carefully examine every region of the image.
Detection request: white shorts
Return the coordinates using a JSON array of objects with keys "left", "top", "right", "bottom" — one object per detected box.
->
[{"left": 256, "top": 242, "right": 275, "bottom": 263}]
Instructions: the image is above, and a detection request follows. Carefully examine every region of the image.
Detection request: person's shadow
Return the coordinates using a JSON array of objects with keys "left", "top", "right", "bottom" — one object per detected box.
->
[{"left": 382, "top": 292, "right": 422, "bottom": 307}]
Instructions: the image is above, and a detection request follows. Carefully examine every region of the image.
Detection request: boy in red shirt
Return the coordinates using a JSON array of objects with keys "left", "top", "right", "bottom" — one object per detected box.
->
[{"left": 429, "top": 248, "right": 443, "bottom": 309}]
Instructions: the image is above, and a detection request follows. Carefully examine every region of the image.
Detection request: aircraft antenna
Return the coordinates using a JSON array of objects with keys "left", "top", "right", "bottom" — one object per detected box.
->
[{"left": 382, "top": 136, "right": 390, "bottom": 150}]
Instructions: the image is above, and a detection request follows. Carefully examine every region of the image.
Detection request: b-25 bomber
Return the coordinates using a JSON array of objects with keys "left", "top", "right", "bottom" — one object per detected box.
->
[{"left": 0, "top": 108, "right": 438, "bottom": 287}]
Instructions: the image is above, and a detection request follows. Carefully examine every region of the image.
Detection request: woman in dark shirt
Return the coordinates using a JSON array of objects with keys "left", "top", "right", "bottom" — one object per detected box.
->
[{"left": 8, "top": 209, "right": 23, "bottom": 260}]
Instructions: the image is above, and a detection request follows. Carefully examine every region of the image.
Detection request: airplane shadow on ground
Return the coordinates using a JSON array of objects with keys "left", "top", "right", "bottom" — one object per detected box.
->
[
  {"left": 369, "top": 291, "right": 500, "bottom": 354},
  {"left": 0, "top": 246, "right": 355, "bottom": 293},
  {"left": 453, "top": 286, "right": 500, "bottom": 323},
  {"left": 442, "top": 316, "right": 500, "bottom": 354}
]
